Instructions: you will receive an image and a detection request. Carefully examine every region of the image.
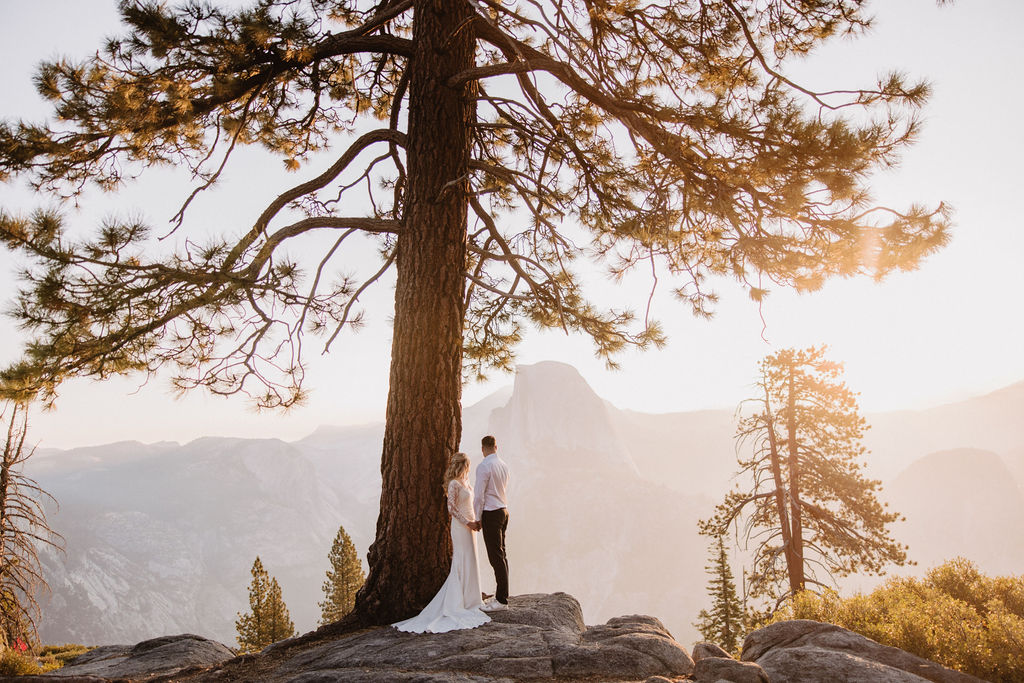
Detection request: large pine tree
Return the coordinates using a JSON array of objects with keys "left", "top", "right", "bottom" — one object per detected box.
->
[
  {"left": 701, "top": 346, "right": 908, "bottom": 606},
  {"left": 319, "top": 525, "right": 366, "bottom": 624},
  {"left": 695, "top": 535, "right": 744, "bottom": 654},
  {"left": 235, "top": 556, "right": 296, "bottom": 653},
  {"left": 0, "top": 0, "right": 948, "bottom": 624}
]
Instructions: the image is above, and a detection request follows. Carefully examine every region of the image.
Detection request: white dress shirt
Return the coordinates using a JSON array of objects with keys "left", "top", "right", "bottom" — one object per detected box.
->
[{"left": 474, "top": 452, "right": 510, "bottom": 520}]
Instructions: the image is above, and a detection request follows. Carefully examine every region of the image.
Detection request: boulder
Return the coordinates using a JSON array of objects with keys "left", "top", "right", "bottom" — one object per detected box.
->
[
  {"left": 742, "top": 620, "right": 985, "bottom": 683},
  {"left": 692, "top": 641, "right": 733, "bottom": 661},
  {"left": 560, "top": 614, "right": 695, "bottom": 678},
  {"left": 43, "top": 633, "right": 235, "bottom": 680},
  {"left": 694, "top": 656, "right": 769, "bottom": 683}
]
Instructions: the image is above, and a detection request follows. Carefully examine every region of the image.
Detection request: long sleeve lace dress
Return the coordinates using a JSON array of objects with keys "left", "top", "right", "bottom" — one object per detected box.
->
[{"left": 392, "top": 479, "right": 490, "bottom": 633}]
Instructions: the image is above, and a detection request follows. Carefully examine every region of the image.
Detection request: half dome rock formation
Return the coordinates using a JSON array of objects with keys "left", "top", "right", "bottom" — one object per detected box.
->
[{"left": 487, "top": 361, "right": 640, "bottom": 475}]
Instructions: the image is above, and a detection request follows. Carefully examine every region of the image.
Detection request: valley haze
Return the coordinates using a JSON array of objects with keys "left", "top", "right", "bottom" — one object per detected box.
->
[{"left": 28, "top": 361, "right": 1024, "bottom": 648}]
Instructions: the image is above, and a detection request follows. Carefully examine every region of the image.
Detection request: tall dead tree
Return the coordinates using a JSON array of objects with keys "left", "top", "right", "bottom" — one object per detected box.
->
[{"left": 0, "top": 403, "right": 62, "bottom": 649}]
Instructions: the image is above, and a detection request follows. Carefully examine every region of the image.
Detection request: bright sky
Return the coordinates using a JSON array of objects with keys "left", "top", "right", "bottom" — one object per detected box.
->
[{"left": 1, "top": 0, "right": 1022, "bottom": 448}]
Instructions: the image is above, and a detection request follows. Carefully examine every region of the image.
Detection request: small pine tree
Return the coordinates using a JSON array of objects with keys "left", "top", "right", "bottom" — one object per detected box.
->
[
  {"left": 695, "top": 535, "right": 745, "bottom": 653},
  {"left": 235, "top": 557, "right": 295, "bottom": 653},
  {"left": 319, "top": 525, "right": 366, "bottom": 625}
]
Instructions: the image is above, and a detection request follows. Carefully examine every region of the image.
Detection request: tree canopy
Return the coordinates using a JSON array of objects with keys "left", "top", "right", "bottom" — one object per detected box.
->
[
  {"left": 0, "top": 0, "right": 948, "bottom": 623},
  {"left": 0, "top": 0, "right": 948, "bottom": 405}
]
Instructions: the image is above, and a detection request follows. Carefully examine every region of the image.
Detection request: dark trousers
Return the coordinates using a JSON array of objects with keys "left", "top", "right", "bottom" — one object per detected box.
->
[{"left": 481, "top": 507, "right": 509, "bottom": 604}]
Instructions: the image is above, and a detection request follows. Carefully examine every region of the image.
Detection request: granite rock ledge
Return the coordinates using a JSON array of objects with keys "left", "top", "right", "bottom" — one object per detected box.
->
[
  {"left": 34, "top": 593, "right": 694, "bottom": 682},
  {"left": 239, "top": 592, "right": 695, "bottom": 682}
]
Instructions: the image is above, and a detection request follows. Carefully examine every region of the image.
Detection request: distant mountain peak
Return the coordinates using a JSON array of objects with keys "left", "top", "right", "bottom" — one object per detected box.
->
[
  {"left": 485, "top": 362, "right": 638, "bottom": 473},
  {"left": 518, "top": 360, "right": 586, "bottom": 376},
  {"left": 896, "top": 448, "right": 1010, "bottom": 480},
  {"left": 505, "top": 362, "right": 606, "bottom": 419}
]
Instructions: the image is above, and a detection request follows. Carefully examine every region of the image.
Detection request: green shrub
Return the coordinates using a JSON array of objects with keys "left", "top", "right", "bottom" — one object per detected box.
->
[
  {"left": 0, "top": 649, "right": 43, "bottom": 676},
  {"left": 35, "top": 643, "right": 93, "bottom": 671},
  {"left": 772, "top": 558, "right": 1024, "bottom": 682}
]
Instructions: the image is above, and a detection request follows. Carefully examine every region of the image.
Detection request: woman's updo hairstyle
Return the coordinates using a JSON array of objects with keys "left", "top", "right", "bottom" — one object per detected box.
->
[{"left": 444, "top": 452, "right": 470, "bottom": 490}]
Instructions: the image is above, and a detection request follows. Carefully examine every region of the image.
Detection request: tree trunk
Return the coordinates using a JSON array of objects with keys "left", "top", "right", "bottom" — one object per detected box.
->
[
  {"left": 355, "top": 0, "right": 475, "bottom": 625},
  {"left": 785, "top": 364, "right": 805, "bottom": 594},
  {"left": 0, "top": 404, "right": 16, "bottom": 576},
  {"left": 763, "top": 383, "right": 801, "bottom": 596}
]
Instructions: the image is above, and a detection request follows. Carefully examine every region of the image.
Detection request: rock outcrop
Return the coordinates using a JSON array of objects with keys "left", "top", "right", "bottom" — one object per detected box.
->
[
  {"left": 691, "top": 641, "right": 732, "bottom": 661},
  {"left": 694, "top": 656, "right": 770, "bottom": 683},
  {"left": 741, "top": 620, "right": 986, "bottom": 683},
  {"left": 219, "top": 593, "right": 694, "bottom": 682},
  {"left": 24, "top": 599, "right": 990, "bottom": 683},
  {"left": 689, "top": 640, "right": 770, "bottom": 683},
  {"left": 42, "top": 634, "right": 234, "bottom": 680}
]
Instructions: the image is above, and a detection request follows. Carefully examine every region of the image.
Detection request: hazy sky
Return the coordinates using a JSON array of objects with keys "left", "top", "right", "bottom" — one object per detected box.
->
[{"left": 1, "top": 0, "right": 1022, "bottom": 448}]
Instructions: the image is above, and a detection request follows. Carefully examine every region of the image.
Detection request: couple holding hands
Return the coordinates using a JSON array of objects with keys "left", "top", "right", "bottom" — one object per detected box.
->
[{"left": 394, "top": 435, "right": 511, "bottom": 633}]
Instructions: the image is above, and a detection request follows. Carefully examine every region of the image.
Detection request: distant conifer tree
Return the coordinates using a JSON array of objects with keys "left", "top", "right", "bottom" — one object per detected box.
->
[
  {"left": 235, "top": 557, "right": 295, "bottom": 653},
  {"left": 695, "top": 535, "right": 745, "bottom": 654},
  {"left": 319, "top": 525, "right": 366, "bottom": 625},
  {"left": 701, "top": 346, "right": 909, "bottom": 608}
]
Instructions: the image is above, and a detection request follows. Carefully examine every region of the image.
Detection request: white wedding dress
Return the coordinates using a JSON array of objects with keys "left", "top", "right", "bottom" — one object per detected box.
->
[{"left": 393, "top": 478, "right": 491, "bottom": 633}]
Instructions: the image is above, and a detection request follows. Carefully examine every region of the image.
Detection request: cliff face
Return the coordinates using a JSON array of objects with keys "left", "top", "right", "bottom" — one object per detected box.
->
[{"left": 35, "top": 438, "right": 350, "bottom": 645}]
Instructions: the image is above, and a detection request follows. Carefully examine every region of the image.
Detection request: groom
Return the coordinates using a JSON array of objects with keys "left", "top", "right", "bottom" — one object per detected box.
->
[{"left": 473, "top": 434, "right": 511, "bottom": 610}]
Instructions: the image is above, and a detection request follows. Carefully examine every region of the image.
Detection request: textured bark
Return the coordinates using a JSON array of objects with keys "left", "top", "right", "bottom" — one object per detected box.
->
[{"left": 355, "top": 0, "right": 475, "bottom": 624}]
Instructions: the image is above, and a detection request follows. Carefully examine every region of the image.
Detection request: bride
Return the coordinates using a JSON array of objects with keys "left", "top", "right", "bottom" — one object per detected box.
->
[{"left": 393, "top": 452, "right": 491, "bottom": 633}]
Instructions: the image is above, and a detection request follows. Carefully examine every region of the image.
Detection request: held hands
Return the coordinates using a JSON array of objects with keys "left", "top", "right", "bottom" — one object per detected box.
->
[{"left": 469, "top": 521, "right": 482, "bottom": 531}]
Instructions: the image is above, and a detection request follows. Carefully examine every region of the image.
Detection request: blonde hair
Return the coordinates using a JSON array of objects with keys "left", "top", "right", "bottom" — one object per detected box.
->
[{"left": 444, "top": 452, "right": 470, "bottom": 490}]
